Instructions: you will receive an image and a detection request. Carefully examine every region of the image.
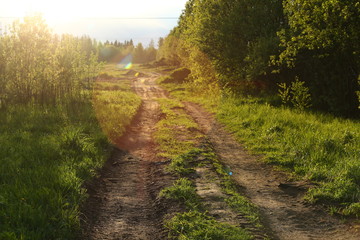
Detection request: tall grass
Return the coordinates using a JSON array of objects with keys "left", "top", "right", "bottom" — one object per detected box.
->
[
  {"left": 93, "top": 64, "right": 141, "bottom": 144},
  {"left": 160, "top": 79, "right": 360, "bottom": 216},
  {"left": 92, "top": 90, "right": 141, "bottom": 143},
  {"left": 0, "top": 64, "right": 142, "bottom": 239},
  {"left": 0, "top": 103, "right": 108, "bottom": 239},
  {"left": 218, "top": 97, "right": 360, "bottom": 214}
]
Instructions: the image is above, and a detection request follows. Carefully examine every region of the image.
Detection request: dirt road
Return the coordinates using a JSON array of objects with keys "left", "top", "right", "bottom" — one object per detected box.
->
[
  {"left": 185, "top": 102, "right": 360, "bottom": 240},
  {"left": 81, "top": 71, "right": 360, "bottom": 240},
  {"left": 81, "top": 73, "right": 172, "bottom": 240}
]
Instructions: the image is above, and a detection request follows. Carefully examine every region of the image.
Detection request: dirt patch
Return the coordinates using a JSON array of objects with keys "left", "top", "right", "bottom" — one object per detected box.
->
[
  {"left": 80, "top": 73, "right": 174, "bottom": 240},
  {"left": 184, "top": 101, "right": 360, "bottom": 240}
]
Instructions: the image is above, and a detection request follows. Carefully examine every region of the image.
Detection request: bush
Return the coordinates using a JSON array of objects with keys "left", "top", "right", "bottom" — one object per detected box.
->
[{"left": 161, "top": 68, "right": 191, "bottom": 84}]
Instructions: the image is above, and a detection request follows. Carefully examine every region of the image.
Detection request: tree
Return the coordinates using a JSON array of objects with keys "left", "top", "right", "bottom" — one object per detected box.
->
[
  {"left": 158, "top": 37, "right": 164, "bottom": 49},
  {"left": 133, "top": 43, "right": 145, "bottom": 63},
  {"left": 278, "top": 0, "right": 360, "bottom": 116},
  {"left": 159, "top": 0, "right": 284, "bottom": 90},
  {"left": 0, "top": 15, "right": 101, "bottom": 106}
]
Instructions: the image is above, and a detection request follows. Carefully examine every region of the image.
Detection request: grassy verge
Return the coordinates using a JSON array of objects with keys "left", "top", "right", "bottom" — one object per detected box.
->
[
  {"left": 93, "top": 64, "right": 141, "bottom": 144},
  {"left": 159, "top": 68, "right": 360, "bottom": 217},
  {"left": 0, "top": 102, "right": 107, "bottom": 240},
  {"left": 0, "top": 64, "right": 141, "bottom": 239},
  {"left": 218, "top": 96, "right": 360, "bottom": 216},
  {"left": 155, "top": 96, "right": 261, "bottom": 239}
]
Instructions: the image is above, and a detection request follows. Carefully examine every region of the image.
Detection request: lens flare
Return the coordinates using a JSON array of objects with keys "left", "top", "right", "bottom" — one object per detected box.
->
[
  {"left": 125, "top": 62, "right": 133, "bottom": 69},
  {"left": 118, "top": 54, "right": 133, "bottom": 69}
]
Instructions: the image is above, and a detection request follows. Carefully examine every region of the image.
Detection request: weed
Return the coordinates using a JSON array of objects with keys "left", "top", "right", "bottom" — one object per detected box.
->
[
  {"left": 160, "top": 178, "right": 201, "bottom": 209},
  {"left": 165, "top": 210, "right": 252, "bottom": 240}
]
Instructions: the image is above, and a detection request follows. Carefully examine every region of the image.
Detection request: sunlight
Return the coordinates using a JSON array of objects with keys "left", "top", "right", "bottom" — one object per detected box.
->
[{"left": 3, "top": 0, "right": 187, "bottom": 22}]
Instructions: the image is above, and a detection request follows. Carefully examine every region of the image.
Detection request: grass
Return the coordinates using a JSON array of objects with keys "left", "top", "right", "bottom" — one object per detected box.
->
[
  {"left": 159, "top": 74, "right": 360, "bottom": 216},
  {"left": 160, "top": 147, "right": 257, "bottom": 240},
  {"left": 155, "top": 98, "right": 202, "bottom": 158},
  {"left": 155, "top": 95, "right": 260, "bottom": 240},
  {"left": 165, "top": 210, "right": 252, "bottom": 240},
  {"left": 92, "top": 90, "right": 141, "bottom": 143},
  {"left": 0, "top": 63, "right": 141, "bottom": 239},
  {"left": 93, "top": 64, "right": 141, "bottom": 144},
  {"left": 218, "top": 96, "right": 360, "bottom": 215},
  {"left": 0, "top": 103, "right": 107, "bottom": 240},
  {"left": 160, "top": 178, "right": 201, "bottom": 209}
]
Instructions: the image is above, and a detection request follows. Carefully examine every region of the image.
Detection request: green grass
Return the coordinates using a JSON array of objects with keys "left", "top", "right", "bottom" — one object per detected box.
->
[
  {"left": 93, "top": 90, "right": 141, "bottom": 143},
  {"left": 218, "top": 97, "right": 360, "bottom": 215},
  {"left": 155, "top": 81, "right": 263, "bottom": 239},
  {"left": 165, "top": 210, "right": 252, "bottom": 240},
  {"left": 93, "top": 64, "right": 141, "bottom": 144},
  {"left": 160, "top": 178, "right": 201, "bottom": 209},
  {"left": 166, "top": 149, "right": 202, "bottom": 175},
  {"left": 0, "top": 103, "right": 108, "bottom": 240},
  {"left": 0, "top": 64, "right": 141, "bottom": 239},
  {"left": 160, "top": 148, "right": 256, "bottom": 240},
  {"left": 155, "top": 95, "right": 244, "bottom": 239},
  {"left": 155, "top": 98, "right": 202, "bottom": 158},
  {"left": 160, "top": 79, "right": 360, "bottom": 216}
]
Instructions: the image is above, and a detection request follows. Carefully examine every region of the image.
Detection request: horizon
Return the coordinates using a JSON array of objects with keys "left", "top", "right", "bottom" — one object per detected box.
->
[{"left": 0, "top": 0, "right": 187, "bottom": 45}]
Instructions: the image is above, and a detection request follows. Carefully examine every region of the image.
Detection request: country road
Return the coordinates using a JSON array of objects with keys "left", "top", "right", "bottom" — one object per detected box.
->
[{"left": 80, "top": 71, "right": 360, "bottom": 240}]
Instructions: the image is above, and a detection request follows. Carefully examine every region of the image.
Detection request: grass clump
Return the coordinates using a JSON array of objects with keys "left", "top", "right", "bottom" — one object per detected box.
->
[
  {"left": 165, "top": 210, "right": 252, "bottom": 240},
  {"left": 160, "top": 175, "right": 253, "bottom": 240},
  {"left": 160, "top": 145, "right": 260, "bottom": 239},
  {"left": 160, "top": 178, "right": 201, "bottom": 209},
  {"left": 155, "top": 98, "right": 202, "bottom": 158},
  {"left": 166, "top": 149, "right": 203, "bottom": 175}
]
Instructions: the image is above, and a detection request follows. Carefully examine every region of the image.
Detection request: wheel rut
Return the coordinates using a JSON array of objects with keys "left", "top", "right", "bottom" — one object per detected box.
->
[
  {"left": 184, "top": 101, "right": 360, "bottom": 240},
  {"left": 80, "top": 73, "right": 172, "bottom": 240},
  {"left": 81, "top": 71, "right": 360, "bottom": 240}
]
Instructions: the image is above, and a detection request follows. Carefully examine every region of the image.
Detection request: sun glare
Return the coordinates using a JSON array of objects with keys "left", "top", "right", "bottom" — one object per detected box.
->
[{"left": 4, "top": 0, "right": 183, "bottom": 23}]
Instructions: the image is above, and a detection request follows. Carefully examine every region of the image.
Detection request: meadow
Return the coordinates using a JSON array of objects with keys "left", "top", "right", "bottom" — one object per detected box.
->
[{"left": 0, "top": 64, "right": 140, "bottom": 239}]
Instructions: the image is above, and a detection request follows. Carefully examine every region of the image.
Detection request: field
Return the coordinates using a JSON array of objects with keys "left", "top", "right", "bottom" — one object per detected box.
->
[{"left": 0, "top": 64, "right": 140, "bottom": 239}]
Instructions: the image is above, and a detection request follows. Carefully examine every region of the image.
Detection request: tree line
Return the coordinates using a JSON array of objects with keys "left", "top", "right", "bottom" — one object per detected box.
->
[
  {"left": 98, "top": 39, "right": 157, "bottom": 64},
  {"left": 0, "top": 15, "right": 100, "bottom": 107},
  {"left": 158, "top": 0, "right": 360, "bottom": 117},
  {"left": 0, "top": 15, "right": 160, "bottom": 108}
]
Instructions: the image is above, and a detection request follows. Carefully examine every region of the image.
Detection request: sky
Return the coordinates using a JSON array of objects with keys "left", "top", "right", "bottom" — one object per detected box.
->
[{"left": 0, "top": 0, "right": 188, "bottom": 45}]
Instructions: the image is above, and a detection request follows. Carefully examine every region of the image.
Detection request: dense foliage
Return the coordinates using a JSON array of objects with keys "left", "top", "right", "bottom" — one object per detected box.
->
[
  {"left": 158, "top": 0, "right": 360, "bottom": 117},
  {"left": 0, "top": 15, "right": 100, "bottom": 107}
]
